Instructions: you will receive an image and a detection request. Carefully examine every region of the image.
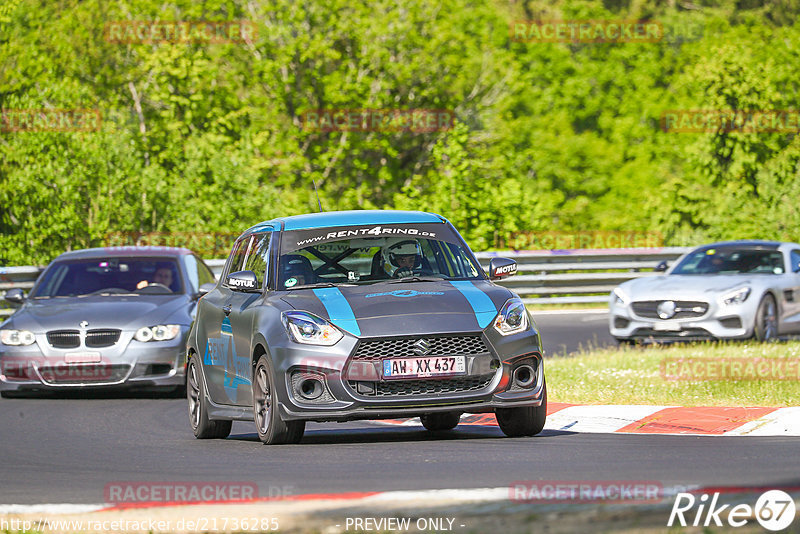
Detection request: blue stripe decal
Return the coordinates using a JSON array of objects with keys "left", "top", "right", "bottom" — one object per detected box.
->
[
  {"left": 449, "top": 281, "right": 497, "bottom": 329},
  {"left": 312, "top": 288, "right": 361, "bottom": 336}
]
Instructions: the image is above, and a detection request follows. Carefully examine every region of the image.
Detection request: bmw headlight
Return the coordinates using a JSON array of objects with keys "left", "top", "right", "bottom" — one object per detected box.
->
[
  {"left": 0, "top": 329, "right": 36, "bottom": 346},
  {"left": 134, "top": 325, "right": 181, "bottom": 342},
  {"left": 721, "top": 287, "right": 751, "bottom": 306},
  {"left": 493, "top": 298, "right": 529, "bottom": 336},
  {"left": 282, "top": 311, "right": 343, "bottom": 346},
  {"left": 612, "top": 287, "right": 629, "bottom": 307}
]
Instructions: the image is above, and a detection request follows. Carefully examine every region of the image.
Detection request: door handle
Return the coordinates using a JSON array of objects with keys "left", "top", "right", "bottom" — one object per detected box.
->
[{"left": 222, "top": 304, "right": 232, "bottom": 316}]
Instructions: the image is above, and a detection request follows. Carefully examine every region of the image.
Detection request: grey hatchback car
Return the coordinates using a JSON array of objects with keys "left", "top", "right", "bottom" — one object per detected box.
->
[
  {"left": 186, "top": 210, "right": 547, "bottom": 444},
  {"left": 0, "top": 246, "right": 216, "bottom": 395}
]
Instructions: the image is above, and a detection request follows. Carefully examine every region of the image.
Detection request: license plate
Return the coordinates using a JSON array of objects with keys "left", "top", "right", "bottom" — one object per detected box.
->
[
  {"left": 65, "top": 352, "right": 102, "bottom": 364},
  {"left": 382, "top": 356, "right": 466, "bottom": 379},
  {"left": 653, "top": 322, "right": 682, "bottom": 332}
]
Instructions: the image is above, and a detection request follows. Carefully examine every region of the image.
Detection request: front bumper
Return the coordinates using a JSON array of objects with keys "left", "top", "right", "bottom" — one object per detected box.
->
[
  {"left": 0, "top": 328, "right": 188, "bottom": 392},
  {"left": 266, "top": 327, "right": 544, "bottom": 422},
  {"left": 609, "top": 298, "right": 755, "bottom": 341}
]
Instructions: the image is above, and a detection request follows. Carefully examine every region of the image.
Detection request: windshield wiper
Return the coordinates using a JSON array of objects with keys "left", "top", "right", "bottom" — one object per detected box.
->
[
  {"left": 387, "top": 275, "right": 447, "bottom": 284},
  {"left": 286, "top": 282, "right": 355, "bottom": 290}
]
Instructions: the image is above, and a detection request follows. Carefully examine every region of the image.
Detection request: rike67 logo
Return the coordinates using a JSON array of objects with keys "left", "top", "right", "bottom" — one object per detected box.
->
[{"left": 669, "top": 490, "right": 796, "bottom": 531}]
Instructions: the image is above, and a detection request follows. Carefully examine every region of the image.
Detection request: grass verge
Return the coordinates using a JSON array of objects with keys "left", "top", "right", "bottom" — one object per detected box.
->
[{"left": 546, "top": 341, "right": 800, "bottom": 406}]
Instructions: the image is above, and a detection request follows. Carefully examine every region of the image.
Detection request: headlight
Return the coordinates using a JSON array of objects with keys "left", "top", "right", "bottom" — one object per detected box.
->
[
  {"left": 721, "top": 287, "right": 751, "bottom": 305},
  {"left": 612, "top": 288, "right": 629, "bottom": 307},
  {"left": 134, "top": 325, "right": 181, "bottom": 342},
  {"left": 0, "top": 329, "right": 36, "bottom": 346},
  {"left": 282, "top": 311, "right": 343, "bottom": 346},
  {"left": 493, "top": 298, "right": 529, "bottom": 336}
]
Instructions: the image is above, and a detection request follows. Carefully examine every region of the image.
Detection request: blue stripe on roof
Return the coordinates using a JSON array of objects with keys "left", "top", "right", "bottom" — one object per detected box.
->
[
  {"left": 312, "top": 287, "right": 361, "bottom": 336},
  {"left": 449, "top": 281, "right": 497, "bottom": 329},
  {"left": 282, "top": 210, "right": 445, "bottom": 231}
]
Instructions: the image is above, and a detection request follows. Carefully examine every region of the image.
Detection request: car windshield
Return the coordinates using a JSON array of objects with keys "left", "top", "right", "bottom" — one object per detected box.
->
[
  {"left": 278, "top": 223, "right": 482, "bottom": 289},
  {"left": 30, "top": 257, "right": 184, "bottom": 297},
  {"left": 671, "top": 248, "right": 784, "bottom": 275}
]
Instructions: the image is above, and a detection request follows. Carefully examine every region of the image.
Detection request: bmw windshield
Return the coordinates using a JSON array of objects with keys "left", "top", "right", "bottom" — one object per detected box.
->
[
  {"left": 278, "top": 223, "right": 483, "bottom": 289},
  {"left": 671, "top": 248, "right": 785, "bottom": 275},
  {"left": 30, "top": 257, "right": 185, "bottom": 297}
]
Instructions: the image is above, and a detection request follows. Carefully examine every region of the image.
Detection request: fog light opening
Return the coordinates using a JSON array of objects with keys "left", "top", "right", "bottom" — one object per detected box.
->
[
  {"left": 298, "top": 377, "right": 324, "bottom": 400},
  {"left": 513, "top": 364, "right": 536, "bottom": 388}
]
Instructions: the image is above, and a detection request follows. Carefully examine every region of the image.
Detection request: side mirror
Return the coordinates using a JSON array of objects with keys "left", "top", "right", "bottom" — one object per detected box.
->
[
  {"left": 4, "top": 288, "right": 26, "bottom": 304},
  {"left": 654, "top": 261, "right": 668, "bottom": 273},
  {"left": 489, "top": 258, "right": 518, "bottom": 280},
  {"left": 196, "top": 282, "right": 216, "bottom": 298},
  {"left": 226, "top": 270, "right": 259, "bottom": 291}
]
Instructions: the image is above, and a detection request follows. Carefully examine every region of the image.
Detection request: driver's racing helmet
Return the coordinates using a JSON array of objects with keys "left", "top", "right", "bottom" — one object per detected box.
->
[{"left": 382, "top": 238, "right": 422, "bottom": 276}]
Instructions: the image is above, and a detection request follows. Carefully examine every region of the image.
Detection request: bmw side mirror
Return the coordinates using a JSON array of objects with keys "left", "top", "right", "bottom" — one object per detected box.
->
[
  {"left": 489, "top": 258, "right": 517, "bottom": 280},
  {"left": 196, "top": 282, "right": 216, "bottom": 298},
  {"left": 226, "top": 270, "right": 259, "bottom": 291},
  {"left": 654, "top": 261, "right": 668, "bottom": 273},
  {"left": 4, "top": 288, "right": 26, "bottom": 304}
]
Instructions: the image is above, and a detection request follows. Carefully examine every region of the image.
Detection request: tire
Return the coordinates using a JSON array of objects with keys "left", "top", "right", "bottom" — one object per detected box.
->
[
  {"left": 187, "top": 355, "right": 232, "bottom": 439},
  {"left": 253, "top": 355, "right": 305, "bottom": 445},
  {"left": 420, "top": 411, "right": 461, "bottom": 431},
  {"left": 754, "top": 294, "right": 779, "bottom": 342},
  {"left": 495, "top": 380, "right": 547, "bottom": 438}
]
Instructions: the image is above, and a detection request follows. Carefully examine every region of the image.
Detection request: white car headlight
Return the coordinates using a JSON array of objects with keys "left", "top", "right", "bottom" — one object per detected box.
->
[
  {"left": 612, "top": 287, "right": 629, "bottom": 306},
  {"left": 721, "top": 287, "right": 751, "bottom": 306},
  {"left": 134, "top": 325, "right": 181, "bottom": 342},
  {"left": 0, "top": 329, "right": 36, "bottom": 346},
  {"left": 282, "top": 311, "right": 343, "bottom": 346},
  {"left": 493, "top": 298, "right": 529, "bottom": 336}
]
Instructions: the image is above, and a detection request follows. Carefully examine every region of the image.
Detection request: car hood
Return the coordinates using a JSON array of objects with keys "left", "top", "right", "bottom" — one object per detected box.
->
[
  {"left": 7, "top": 295, "right": 192, "bottom": 332},
  {"left": 620, "top": 274, "right": 765, "bottom": 300},
  {"left": 279, "top": 280, "right": 512, "bottom": 337}
]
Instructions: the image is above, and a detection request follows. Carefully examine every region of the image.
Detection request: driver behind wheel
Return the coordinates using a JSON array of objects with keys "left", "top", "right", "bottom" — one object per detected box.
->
[
  {"left": 382, "top": 239, "right": 422, "bottom": 278},
  {"left": 136, "top": 263, "right": 174, "bottom": 291}
]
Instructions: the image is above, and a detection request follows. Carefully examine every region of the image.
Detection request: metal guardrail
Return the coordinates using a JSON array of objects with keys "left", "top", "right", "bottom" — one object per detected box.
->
[{"left": 0, "top": 247, "right": 690, "bottom": 317}]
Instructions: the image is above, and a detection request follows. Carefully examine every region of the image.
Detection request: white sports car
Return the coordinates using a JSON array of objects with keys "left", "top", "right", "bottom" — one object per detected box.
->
[{"left": 609, "top": 240, "right": 800, "bottom": 343}]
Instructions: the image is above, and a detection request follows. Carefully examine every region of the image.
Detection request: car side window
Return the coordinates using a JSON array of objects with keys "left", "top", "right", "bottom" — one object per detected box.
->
[
  {"left": 184, "top": 254, "right": 217, "bottom": 291},
  {"left": 224, "top": 236, "right": 252, "bottom": 282},
  {"left": 243, "top": 233, "right": 272, "bottom": 289},
  {"left": 791, "top": 250, "right": 800, "bottom": 273}
]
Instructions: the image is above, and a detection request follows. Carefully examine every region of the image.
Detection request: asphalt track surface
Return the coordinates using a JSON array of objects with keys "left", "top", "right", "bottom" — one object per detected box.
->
[{"left": 1, "top": 311, "right": 798, "bottom": 505}]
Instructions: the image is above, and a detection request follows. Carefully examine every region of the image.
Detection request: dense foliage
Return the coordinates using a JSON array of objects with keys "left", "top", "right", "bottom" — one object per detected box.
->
[{"left": 1, "top": 0, "right": 799, "bottom": 264}]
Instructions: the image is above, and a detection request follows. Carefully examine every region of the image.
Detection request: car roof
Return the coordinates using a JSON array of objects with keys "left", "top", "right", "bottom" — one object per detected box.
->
[
  {"left": 54, "top": 246, "right": 193, "bottom": 260},
  {"left": 244, "top": 210, "right": 447, "bottom": 234},
  {"left": 695, "top": 240, "right": 785, "bottom": 250}
]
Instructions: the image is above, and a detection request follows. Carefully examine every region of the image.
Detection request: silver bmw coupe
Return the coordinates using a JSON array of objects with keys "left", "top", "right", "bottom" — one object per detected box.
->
[{"left": 610, "top": 240, "right": 800, "bottom": 343}]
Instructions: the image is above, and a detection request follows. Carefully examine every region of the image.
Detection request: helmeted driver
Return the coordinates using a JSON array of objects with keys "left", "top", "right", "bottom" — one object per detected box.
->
[{"left": 382, "top": 239, "right": 422, "bottom": 278}]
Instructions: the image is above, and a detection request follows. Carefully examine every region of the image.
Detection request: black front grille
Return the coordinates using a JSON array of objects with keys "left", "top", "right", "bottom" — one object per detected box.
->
[
  {"left": 85, "top": 329, "right": 120, "bottom": 348},
  {"left": 349, "top": 374, "right": 494, "bottom": 397},
  {"left": 38, "top": 364, "right": 130, "bottom": 384},
  {"left": 46, "top": 330, "right": 80, "bottom": 349},
  {"left": 631, "top": 301, "right": 709, "bottom": 319},
  {"left": 351, "top": 335, "right": 489, "bottom": 361}
]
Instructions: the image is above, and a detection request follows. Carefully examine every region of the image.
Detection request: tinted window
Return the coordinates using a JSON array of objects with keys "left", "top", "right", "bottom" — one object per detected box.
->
[
  {"left": 242, "top": 233, "right": 272, "bottom": 288},
  {"left": 32, "top": 257, "right": 184, "bottom": 297},
  {"left": 791, "top": 250, "right": 800, "bottom": 273},
  {"left": 672, "top": 248, "right": 784, "bottom": 275}
]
